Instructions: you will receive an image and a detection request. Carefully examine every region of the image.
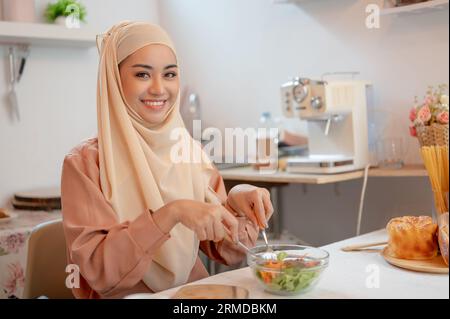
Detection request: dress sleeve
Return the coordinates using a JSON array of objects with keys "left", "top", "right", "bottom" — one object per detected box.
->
[
  {"left": 199, "top": 168, "right": 259, "bottom": 266},
  {"left": 61, "top": 154, "right": 170, "bottom": 297}
]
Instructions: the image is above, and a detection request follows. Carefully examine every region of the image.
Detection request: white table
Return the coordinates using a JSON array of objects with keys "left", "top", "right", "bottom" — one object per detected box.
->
[{"left": 127, "top": 229, "right": 449, "bottom": 299}]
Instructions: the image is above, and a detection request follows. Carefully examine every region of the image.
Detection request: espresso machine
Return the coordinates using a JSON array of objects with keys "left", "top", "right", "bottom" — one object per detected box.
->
[{"left": 280, "top": 76, "right": 371, "bottom": 174}]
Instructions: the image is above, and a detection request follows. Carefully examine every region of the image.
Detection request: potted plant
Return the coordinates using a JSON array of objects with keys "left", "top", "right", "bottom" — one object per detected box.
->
[
  {"left": 409, "top": 84, "right": 449, "bottom": 147},
  {"left": 44, "top": 0, "right": 87, "bottom": 27}
]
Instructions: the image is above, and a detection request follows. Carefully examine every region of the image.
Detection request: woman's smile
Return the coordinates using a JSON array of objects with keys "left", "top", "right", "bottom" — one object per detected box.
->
[{"left": 141, "top": 99, "right": 168, "bottom": 111}]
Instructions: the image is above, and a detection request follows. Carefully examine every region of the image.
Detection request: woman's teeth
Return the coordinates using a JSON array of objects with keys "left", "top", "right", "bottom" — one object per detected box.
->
[{"left": 142, "top": 100, "right": 166, "bottom": 110}]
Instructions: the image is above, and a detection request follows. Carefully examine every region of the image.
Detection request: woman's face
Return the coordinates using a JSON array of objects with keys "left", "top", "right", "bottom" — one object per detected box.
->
[{"left": 119, "top": 44, "right": 179, "bottom": 125}]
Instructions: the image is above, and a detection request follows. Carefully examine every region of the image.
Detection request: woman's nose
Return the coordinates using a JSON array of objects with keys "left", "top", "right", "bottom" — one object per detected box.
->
[{"left": 148, "top": 77, "right": 164, "bottom": 95}]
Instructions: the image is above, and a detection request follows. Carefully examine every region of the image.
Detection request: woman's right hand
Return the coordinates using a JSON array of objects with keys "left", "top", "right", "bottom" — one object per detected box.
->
[{"left": 170, "top": 199, "right": 239, "bottom": 243}]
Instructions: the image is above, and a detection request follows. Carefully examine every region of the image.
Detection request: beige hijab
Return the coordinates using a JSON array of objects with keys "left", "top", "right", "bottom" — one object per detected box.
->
[{"left": 96, "top": 21, "right": 214, "bottom": 292}]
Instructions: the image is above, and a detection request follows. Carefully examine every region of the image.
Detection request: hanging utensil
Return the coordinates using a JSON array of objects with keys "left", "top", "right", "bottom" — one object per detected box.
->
[
  {"left": 8, "top": 47, "right": 20, "bottom": 121},
  {"left": 16, "top": 45, "right": 29, "bottom": 83}
]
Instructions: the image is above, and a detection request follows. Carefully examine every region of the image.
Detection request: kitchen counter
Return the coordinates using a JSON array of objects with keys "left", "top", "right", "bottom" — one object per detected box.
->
[
  {"left": 127, "top": 229, "right": 449, "bottom": 299},
  {"left": 219, "top": 165, "right": 427, "bottom": 185}
]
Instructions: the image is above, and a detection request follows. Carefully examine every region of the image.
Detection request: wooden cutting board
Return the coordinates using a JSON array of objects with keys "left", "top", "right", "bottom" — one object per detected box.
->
[
  {"left": 382, "top": 247, "right": 448, "bottom": 274},
  {"left": 11, "top": 199, "right": 60, "bottom": 210},
  {"left": 172, "top": 284, "right": 249, "bottom": 299},
  {"left": 14, "top": 187, "right": 60, "bottom": 203},
  {"left": 12, "top": 187, "right": 61, "bottom": 210}
]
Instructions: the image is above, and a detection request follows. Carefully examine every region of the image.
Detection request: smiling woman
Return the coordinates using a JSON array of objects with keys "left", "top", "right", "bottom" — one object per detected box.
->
[
  {"left": 119, "top": 44, "right": 180, "bottom": 125},
  {"left": 60, "top": 21, "right": 273, "bottom": 299}
]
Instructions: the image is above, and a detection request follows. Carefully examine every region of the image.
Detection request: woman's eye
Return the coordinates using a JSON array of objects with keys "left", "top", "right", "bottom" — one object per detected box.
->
[
  {"left": 165, "top": 72, "right": 177, "bottom": 79},
  {"left": 136, "top": 72, "right": 150, "bottom": 79}
]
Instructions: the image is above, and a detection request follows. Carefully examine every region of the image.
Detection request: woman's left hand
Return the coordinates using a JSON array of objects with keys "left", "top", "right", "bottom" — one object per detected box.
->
[{"left": 226, "top": 184, "right": 274, "bottom": 229}]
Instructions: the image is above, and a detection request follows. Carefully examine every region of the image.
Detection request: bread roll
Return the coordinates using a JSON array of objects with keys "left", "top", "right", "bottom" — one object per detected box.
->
[
  {"left": 438, "top": 213, "right": 449, "bottom": 265},
  {"left": 386, "top": 216, "right": 438, "bottom": 260}
]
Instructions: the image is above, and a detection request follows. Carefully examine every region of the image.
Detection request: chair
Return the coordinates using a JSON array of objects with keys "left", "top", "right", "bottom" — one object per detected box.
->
[{"left": 22, "top": 219, "right": 74, "bottom": 299}]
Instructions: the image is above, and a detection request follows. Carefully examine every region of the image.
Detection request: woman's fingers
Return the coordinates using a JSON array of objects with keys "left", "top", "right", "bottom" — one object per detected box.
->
[
  {"left": 262, "top": 190, "right": 274, "bottom": 220},
  {"left": 205, "top": 222, "right": 215, "bottom": 242},
  {"left": 253, "top": 192, "right": 267, "bottom": 229},
  {"left": 213, "top": 216, "right": 225, "bottom": 242},
  {"left": 219, "top": 207, "right": 239, "bottom": 243}
]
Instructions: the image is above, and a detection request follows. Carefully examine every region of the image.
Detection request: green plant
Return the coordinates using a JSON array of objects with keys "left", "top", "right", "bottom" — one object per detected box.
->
[{"left": 44, "top": 0, "right": 87, "bottom": 23}]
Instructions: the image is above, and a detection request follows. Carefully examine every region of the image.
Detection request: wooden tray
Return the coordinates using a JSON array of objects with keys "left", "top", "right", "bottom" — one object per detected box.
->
[
  {"left": 172, "top": 284, "right": 249, "bottom": 299},
  {"left": 12, "top": 187, "right": 61, "bottom": 211},
  {"left": 382, "top": 247, "right": 448, "bottom": 274},
  {"left": 14, "top": 187, "right": 60, "bottom": 203},
  {"left": 11, "top": 199, "right": 60, "bottom": 211}
]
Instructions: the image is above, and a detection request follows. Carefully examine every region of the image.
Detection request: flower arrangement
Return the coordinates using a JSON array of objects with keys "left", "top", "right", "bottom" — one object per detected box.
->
[{"left": 409, "top": 84, "right": 449, "bottom": 146}]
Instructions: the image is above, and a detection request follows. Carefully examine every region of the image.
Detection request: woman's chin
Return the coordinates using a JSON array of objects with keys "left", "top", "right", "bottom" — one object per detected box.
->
[{"left": 140, "top": 112, "right": 168, "bottom": 126}]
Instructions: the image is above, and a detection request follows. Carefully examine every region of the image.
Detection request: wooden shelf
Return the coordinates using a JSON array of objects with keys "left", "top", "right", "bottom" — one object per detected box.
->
[
  {"left": 381, "top": 0, "right": 449, "bottom": 16},
  {"left": 219, "top": 164, "right": 428, "bottom": 185},
  {"left": 0, "top": 21, "right": 96, "bottom": 47}
]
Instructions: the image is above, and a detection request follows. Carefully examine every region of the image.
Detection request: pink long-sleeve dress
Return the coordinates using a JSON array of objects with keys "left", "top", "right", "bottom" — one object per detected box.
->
[{"left": 60, "top": 138, "right": 258, "bottom": 299}]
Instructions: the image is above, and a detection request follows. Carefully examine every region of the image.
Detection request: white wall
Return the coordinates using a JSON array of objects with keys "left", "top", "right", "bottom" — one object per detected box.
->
[
  {"left": 0, "top": 0, "right": 159, "bottom": 206},
  {"left": 0, "top": 0, "right": 448, "bottom": 245},
  {"left": 158, "top": 0, "right": 449, "bottom": 245}
]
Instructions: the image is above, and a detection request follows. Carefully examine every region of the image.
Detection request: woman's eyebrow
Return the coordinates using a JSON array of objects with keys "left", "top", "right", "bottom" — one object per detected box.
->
[{"left": 131, "top": 64, "right": 178, "bottom": 70}]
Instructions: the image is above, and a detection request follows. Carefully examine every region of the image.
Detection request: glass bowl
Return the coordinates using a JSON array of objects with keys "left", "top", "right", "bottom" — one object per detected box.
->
[{"left": 247, "top": 244, "right": 329, "bottom": 296}]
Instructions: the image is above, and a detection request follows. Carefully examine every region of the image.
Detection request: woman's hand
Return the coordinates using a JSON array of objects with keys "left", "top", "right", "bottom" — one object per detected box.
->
[
  {"left": 226, "top": 184, "right": 274, "bottom": 229},
  {"left": 167, "top": 199, "right": 239, "bottom": 243}
]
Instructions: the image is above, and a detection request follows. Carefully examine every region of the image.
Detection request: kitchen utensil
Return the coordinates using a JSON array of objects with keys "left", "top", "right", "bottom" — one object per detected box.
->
[
  {"left": 260, "top": 228, "right": 277, "bottom": 259},
  {"left": 341, "top": 241, "right": 388, "bottom": 252},
  {"left": 17, "top": 46, "right": 29, "bottom": 83},
  {"left": 8, "top": 47, "right": 20, "bottom": 121}
]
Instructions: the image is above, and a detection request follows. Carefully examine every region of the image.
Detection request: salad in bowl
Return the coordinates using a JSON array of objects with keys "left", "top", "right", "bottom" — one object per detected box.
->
[{"left": 247, "top": 244, "right": 329, "bottom": 296}]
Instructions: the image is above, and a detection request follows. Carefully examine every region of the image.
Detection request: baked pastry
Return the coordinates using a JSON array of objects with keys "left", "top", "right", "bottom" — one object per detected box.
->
[
  {"left": 0, "top": 208, "right": 10, "bottom": 219},
  {"left": 438, "top": 213, "right": 449, "bottom": 265},
  {"left": 386, "top": 216, "right": 438, "bottom": 260}
]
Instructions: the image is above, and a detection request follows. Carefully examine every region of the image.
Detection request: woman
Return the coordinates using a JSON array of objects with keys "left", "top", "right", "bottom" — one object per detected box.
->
[{"left": 61, "top": 21, "right": 273, "bottom": 299}]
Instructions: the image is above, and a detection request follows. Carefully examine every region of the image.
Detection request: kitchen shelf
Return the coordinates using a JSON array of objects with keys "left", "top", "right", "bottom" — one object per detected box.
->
[
  {"left": 381, "top": 0, "right": 449, "bottom": 16},
  {"left": 0, "top": 21, "right": 96, "bottom": 47}
]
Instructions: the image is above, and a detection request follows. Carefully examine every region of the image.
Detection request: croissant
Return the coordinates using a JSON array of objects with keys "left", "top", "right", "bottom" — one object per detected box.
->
[
  {"left": 0, "top": 208, "right": 10, "bottom": 219},
  {"left": 386, "top": 216, "right": 438, "bottom": 260}
]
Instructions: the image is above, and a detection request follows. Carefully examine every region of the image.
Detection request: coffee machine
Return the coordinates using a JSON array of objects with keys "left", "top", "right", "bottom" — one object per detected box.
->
[{"left": 280, "top": 77, "right": 371, "bottom": 174}]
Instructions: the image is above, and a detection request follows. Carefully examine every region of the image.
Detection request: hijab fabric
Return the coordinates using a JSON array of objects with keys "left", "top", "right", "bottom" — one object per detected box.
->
[{"left": 96, "top": 21, "right": 214, "bottom": 292}]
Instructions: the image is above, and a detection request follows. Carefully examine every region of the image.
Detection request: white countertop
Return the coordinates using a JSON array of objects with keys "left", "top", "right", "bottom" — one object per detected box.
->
[{"left": 127, "top": 229, "right": 449, "bottom": 299}]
